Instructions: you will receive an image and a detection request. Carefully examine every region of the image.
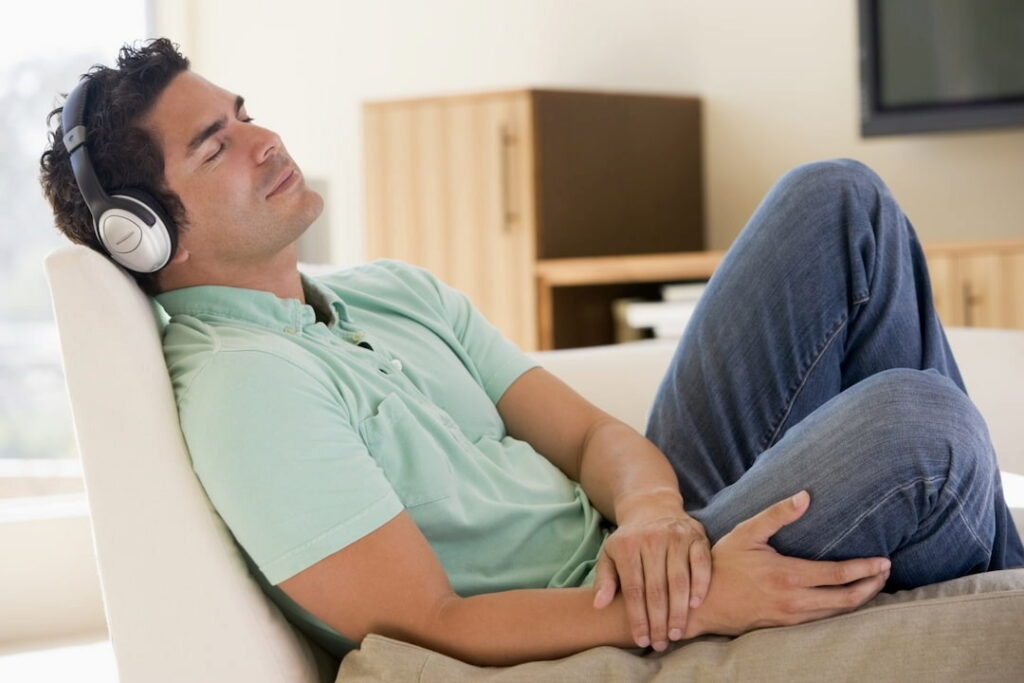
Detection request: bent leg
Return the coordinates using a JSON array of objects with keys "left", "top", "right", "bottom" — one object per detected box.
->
[
  {"left": 685, "top": 369, "right": 1024, "bottom": 590},
  {"left": 646, "top": 158, "right": 964, "bottom": 510}
]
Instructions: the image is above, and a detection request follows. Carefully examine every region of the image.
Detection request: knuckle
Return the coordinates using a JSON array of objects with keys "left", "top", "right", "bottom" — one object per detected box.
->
[
  {"left": 617, "top": 538, "right": 637, "bottom": 554},
  {"left": 779, "top": 597, "right": 801, "bottom": 614},
  {"left": 775, "top": 571, "right": 798, "bottom": 590},
  {"left": 834, "top": 565, "right": 852, "bottom": 584},
  {"left": 645, "top": 584, "right": 666, "bottom": 602}
]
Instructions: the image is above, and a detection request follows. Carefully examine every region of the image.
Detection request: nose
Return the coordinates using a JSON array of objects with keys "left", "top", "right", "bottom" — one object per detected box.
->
[{"left": 251, "top": 124, "right": 283, "bottom": 164}]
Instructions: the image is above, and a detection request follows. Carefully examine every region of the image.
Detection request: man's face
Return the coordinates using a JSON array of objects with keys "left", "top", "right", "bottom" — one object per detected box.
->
[{"left": 143, "top": 71, "right": 323, "bottom": 271}]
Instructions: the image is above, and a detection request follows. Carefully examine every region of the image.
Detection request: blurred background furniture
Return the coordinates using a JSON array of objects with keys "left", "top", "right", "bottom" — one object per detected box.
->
[{"left": 363, "top": 90, "right": 1024, "bottom": 352}]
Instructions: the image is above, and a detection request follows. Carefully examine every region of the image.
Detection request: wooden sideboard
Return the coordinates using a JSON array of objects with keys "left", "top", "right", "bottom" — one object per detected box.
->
[{"left": 530, "top": 240, "right": 1024, "bottom": 349}]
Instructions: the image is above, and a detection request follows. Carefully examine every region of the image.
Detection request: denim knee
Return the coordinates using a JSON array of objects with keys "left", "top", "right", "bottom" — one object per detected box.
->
[
  {"left": 778, "top": 157, "right": 888, "bottom": 204},
  {"left": 849, "top": 368, "right": 996, "bottom": 481}
]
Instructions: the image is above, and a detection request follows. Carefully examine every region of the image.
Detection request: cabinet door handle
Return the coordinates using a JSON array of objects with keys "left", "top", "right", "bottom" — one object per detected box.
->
[
  {"left": 963, "top": 282, "right": 977, "bottom": 327},
  {"left": 499, "top": 124, "right": 518, "bottom": 232}
]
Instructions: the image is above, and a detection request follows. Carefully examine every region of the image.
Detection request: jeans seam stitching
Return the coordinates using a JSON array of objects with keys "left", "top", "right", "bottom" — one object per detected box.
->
[
  {"left": 813, "top": 475, "right": 946, "bottom": 560},
  {"left": 947, "top": 484, "right": 991, "bottom": 556},
  {"left": 764, "top": 315, "right": 848, "bottom": 449}
]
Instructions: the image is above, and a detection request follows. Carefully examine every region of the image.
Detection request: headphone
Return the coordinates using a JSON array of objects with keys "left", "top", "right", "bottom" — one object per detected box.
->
[{"left": 62, "top": 77, "right": 176, "bottom": 273}]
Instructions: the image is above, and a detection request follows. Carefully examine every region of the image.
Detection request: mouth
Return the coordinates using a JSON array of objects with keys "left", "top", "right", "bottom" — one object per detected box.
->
[{"left": 266, "top": 166, "right": 299, "bottom": 199}]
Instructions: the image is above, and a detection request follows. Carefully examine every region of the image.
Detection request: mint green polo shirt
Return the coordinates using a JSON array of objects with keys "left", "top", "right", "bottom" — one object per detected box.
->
[{"left": 156, "top": 258, "right": 611, "bottom": 660}]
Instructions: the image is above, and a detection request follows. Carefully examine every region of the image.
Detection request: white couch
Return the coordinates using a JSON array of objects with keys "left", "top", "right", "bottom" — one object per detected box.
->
[{"left": 45, "top": 246, "right": 1024, "bottom": 683}]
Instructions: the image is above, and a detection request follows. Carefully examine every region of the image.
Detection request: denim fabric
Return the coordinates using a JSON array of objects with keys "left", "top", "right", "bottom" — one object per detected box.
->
[{"left": 645, "top": 158, "right": 1024, "bottom": 591}]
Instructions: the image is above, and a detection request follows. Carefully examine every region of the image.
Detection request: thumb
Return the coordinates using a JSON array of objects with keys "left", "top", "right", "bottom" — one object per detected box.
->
[
  {"left": 740, "top": 490, "right": 810, "bottom": 546},
  {"left": 592, "top": 552, "right": 619, "bottom": 609}
]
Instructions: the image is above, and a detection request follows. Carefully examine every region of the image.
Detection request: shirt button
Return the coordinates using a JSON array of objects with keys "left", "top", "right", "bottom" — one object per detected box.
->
[
  {"left": 352, "top": 331, "right": 366, "bottom": 343},
  {"left": 390, "top": 358, "right": 403, "bottom": 372}
]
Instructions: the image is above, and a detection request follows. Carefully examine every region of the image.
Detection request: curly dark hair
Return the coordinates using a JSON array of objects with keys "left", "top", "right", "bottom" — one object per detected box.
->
[{"left": 39, "top": 38, "right": 190, "bottom": 296}]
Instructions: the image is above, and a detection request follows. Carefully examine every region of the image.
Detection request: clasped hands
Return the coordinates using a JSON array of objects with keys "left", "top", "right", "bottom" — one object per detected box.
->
[{"left": 592, "top": 490, "right": 891, "bottom": 651}]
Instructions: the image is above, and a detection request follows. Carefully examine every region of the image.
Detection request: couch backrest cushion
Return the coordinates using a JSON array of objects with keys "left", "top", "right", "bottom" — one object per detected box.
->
[{"left": 45, "top": 245, "right": 335, "bottom": 683}]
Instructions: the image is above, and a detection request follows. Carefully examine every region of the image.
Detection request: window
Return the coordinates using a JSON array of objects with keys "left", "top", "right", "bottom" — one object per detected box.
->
[{"left": 0, "top": 0, "right": 149, "bottom": 500}]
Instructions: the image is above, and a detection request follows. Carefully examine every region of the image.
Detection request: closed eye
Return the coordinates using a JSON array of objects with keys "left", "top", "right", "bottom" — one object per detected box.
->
[{"left": 205, "top": 116, "right": 255, "bottom": 163}]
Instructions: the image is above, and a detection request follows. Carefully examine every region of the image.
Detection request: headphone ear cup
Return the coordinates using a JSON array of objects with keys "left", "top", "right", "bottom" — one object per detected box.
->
[
  {"left": 112, "top": 187, "right": 178, "bottom": 255},
  {"left": 101, "top": 187, "right": 177, "bottom": 273}
]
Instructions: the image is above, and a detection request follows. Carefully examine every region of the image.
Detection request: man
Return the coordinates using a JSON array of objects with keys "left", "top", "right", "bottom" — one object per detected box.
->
[{"left": 40, "top": 39, "right": 1023, "bottom": 667}]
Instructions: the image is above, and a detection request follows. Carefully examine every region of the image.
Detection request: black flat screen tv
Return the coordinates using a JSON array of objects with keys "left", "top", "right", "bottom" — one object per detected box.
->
[{"left": 858, "top": 0, "right": 1024, "bottom": 137}]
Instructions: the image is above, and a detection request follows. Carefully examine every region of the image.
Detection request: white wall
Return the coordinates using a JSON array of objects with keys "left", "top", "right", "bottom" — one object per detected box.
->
[{"left": 155, "top": 0, "right": 1024, "bottom": 261}]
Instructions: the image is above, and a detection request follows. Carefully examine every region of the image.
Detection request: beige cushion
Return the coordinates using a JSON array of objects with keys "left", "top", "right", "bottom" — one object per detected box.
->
[{"left": 337, "top": 569, "right": 1024, "bottom": 682}]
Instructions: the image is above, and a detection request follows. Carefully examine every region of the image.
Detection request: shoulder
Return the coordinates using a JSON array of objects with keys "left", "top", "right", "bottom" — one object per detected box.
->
[{"left": 162, "top": 320, "right": 334, "bottom": 408}]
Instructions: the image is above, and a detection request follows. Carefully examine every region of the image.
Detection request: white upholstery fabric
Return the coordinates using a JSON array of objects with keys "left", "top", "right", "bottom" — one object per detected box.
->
[
  {"left": 45, "top": 244, "right": 1024, "bottom": 680},
  {"left": 45, "top": 246, "right": 335, "bottom": 683}
]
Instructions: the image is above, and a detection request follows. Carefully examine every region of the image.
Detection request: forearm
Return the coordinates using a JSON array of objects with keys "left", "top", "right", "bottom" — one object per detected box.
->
[
  {"left": 579, "top": 419, "right": 684, "bottom": 525},
  {"left": 420, "top": 587, "right": 638, "bottom": 667}
]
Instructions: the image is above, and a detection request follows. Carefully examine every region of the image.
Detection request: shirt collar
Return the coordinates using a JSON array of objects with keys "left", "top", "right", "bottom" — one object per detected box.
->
[{"left": 155, "top": 272, "right": 354, "bottom": 332}]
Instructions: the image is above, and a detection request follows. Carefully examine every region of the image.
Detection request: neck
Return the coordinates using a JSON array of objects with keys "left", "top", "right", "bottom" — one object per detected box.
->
[{"left": 159, "top": 246, "right": 306, "bottom": 303}]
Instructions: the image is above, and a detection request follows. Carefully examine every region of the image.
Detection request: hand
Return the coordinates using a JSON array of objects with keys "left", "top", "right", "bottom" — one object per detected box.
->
[
  {"left": 591, "top": 506, "right": 711, "bottom": 651},
  {"left": 684, "top": 490, "right": 891, "bottom": 639}
]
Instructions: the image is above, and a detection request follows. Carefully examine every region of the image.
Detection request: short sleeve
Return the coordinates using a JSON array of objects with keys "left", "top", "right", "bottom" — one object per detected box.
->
[
  {"left": 176, "top": 350, "right": 404, "bottom": 585},
  {"left": 384, "top": 260, "right": 540, "bottom": 404}
]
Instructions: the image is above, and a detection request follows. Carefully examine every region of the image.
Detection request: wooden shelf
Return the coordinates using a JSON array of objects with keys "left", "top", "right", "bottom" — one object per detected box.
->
[
  {"left": 536, "top": 251, "right": 725, "bottom": 287},
  {"left": 535, "top": 251, "right": 724, "bottom": 350}
]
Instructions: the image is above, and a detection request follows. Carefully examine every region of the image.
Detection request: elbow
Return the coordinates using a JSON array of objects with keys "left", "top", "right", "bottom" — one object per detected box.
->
[{"left": 365, "top": 590, "right": 462, "bottom": 655}]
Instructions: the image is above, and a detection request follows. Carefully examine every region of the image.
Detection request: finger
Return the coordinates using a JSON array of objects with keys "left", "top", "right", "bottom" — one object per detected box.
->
[
  {"left": 641, "top": 541, "right": 671, "bottom": 650},
  {"left": 592, "top": 551, "right": 619, "bottom": 609},
  {"left": 617, "top": 550, "right": 652, "bottom": 648},
  {"left": 790, "top": 569, "right": 889, "bottom": 620},
  {"left": 738, "top": 490, "right": 810, "bottom": 546},
  {"left": 666, "top": 537, "right": 691, "bottom": 642},
  {"left": 782, "top": 555, "right": 891, "bottom": 589},
  {"left": 688, "top": 538, "right": 712, "bottom": 609}
]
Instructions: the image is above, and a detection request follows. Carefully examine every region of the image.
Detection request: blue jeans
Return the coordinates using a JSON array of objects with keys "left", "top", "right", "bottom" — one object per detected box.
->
[{"left": 645, "top": 158, "right": 1024, "bottom": 591}]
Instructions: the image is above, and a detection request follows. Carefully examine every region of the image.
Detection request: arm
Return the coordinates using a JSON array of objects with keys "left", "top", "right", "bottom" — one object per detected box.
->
[
  {"left": 279, "top": 508, "right": 637, "bottom": 668},
  {"left": 496, "top": 367, "right": 684, "bottom": 524},
  {"left": 280, "top": 493, "right": 888, "bottom": 668},
  {"left": 497, "top": 367, "right": 710, "bottom": 649},
  {"left": 495, "top": 370, "right": 890, "bottom": 649}
]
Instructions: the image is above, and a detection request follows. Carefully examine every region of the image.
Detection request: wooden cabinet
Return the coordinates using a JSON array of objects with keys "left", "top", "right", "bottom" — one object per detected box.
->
[
  {"left": 923, "top": 242, "right": 1024, "bottom": 330},
  {"left": 363, "top": 89, "right": 703, "bottom": 351}
]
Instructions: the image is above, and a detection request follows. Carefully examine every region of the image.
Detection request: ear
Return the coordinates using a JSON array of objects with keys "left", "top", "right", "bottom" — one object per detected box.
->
[{"left": 168, "top": 246, "right": 190, "bottom": 265}]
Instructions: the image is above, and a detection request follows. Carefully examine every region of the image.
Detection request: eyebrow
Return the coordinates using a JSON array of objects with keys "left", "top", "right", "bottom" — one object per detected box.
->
[{"left": 185, "top": 95, "right": 245, "bottom": 158}]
